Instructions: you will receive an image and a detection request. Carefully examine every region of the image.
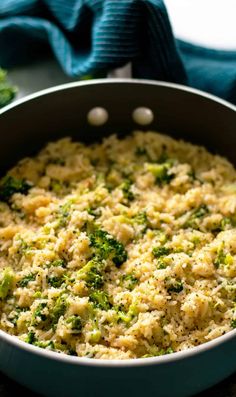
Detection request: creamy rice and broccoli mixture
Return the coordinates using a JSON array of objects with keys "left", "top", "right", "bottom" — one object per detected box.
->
[{"left": 0, "top": 131, "right": 235, "bottom": 359}]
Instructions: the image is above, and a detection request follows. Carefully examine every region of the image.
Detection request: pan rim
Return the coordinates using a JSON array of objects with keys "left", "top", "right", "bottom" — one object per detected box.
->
[{"left": 0, "top": 78, "right": 235, "bottom": 368}]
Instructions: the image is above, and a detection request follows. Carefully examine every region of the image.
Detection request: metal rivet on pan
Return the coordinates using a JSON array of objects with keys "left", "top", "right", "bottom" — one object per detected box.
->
[
  {"left": 87, "top": 107, "right": 109, "bottom": 126},
  {"left": 132, "top": 107, "right": 154, "bottom": 126}
]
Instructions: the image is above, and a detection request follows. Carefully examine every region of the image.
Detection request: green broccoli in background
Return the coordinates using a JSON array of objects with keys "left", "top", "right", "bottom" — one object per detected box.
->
[
  {"left": 0, "top": 69, "right": 17, "bottom": 108},
  {"left": 0, "top": 175, "right": 32, "bottom": 202}
]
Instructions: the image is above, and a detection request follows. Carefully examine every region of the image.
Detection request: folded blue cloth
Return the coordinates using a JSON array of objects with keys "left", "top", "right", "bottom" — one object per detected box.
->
[{"left": 0, "top": 0, "right": 235, "bottom": 104}]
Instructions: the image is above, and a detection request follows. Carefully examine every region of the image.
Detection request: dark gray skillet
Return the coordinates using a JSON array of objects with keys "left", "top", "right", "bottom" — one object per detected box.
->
[{"left": 0, "top": 79, "right": 235, "bottom": 397}]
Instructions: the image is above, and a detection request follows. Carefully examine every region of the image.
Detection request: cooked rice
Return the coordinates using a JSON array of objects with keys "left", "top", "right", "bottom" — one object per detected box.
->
[{"left": 0, "top": 131, "right": 235, "bottom": 360}]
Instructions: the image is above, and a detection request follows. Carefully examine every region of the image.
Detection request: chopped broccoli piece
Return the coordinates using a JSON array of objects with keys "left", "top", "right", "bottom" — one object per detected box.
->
[
  {"left": 184, "top": 204, "right": 209, "bottom": 229},
  {"left": 33, "top": 291, "right": 42, "bottom": 299},
  {"left": 156, "top": 260, "right": 167, "bottom": 270},
  {"left": 89, "top": 229, "right": 127, "bottom": 267},
  {"left": 25, "top": 331, "right": 37, "bottom": 344},
  {"left": 217, "top": 217, "right": 236, "bottom": 232},
  {"left": 25, "top": 331, "right": 54, "bottom": 349},
  {"left": 135, "top": 147, "right": 148, "bottom": 156},
  {"left": 17, "top": 238, "right": 32, "bottom": 255},
  {"left": 78, "top": 259, "right": 105, "bottom": 289},
  {"left": 66, "top": 315, "right": 83, "bottom": 332},
  {"left": 231, "top": 319, "right": 236, "bottom": 328},
  {"left": 87, "top": 207, "right": 102, "bottom": 218},
  {"left": 147, "top": 162, "right": 174, "bottom": 186},
  {"left": 132, "top": 211, "right": 148, "bottom": 234},
  {"left": 86, "top": 268, "right": 104, "bottom": 289},
  {"left": 68, "top": 349, "right": 77, "bottom": 356},
  {"left": 18, "top": 273, "right": 35, "bottom": 287},
  {"left": 188, "top": 170, "right": 196, "bottom": 180},
  {"left": 214, "top": 248, "right": 233, "bottom": 268},
  {"left": 50, "top": 179, "right": 64, "bottom": 194},
  {"left": 32, "top": 302, "right": 48, "bottom": 325},
  {"left": 122, "top": 274, "right": 138, "bottom": 290},
  {"left": 89, "top": 290, "right": 111, "bottom": 310},
  {"left": 193, "top": 205, "right": 209, "bottom": 218},
  {"left": 47, "top": 276, "right": 64, "bottom": 288},
  {"left": 152, "top": 246, "right": 171, "bottom": 258},
  {"left": 0, "top": 69, "right": 17, "bottom": 108},
  {"left": 34, "top": 340, "right": 55, "bottom": 349},
  {"left": 57, "top": 201, "right": 73, "bottom": 227},
  {"left": 166, "top": 279, "right": 183, "bottom": 293},
  {"left": 0, "top": 175, "right": 32, "bottom": 202},
  {"left": 116, "top": 301, "right": 138, "bottom": 324},
  {"left": 89, "top": 328, "right": 101, "bottom": 344},
  {"left": 47, "top": 259, "right": 67, "bottom": 268},
  {"left": 133, "top": 211, "right": 148, "bottom": 225},
  {"left": 157, "top": 347, "right": 174, "bottom": 356},
  {"left": 214, "top": 248, "right": 226, "bottom": 268},
  {"left": 121, "top": 179, "right": 135, "bottom": 201},
  {"left": 52, "top": 295, "right": 67, "bottom": 325},
  {"left": 142, "top": 346, "right": 174, "bottom": 358},
  {"left": 165, "top": 347, "right": 174, "bottom": 354},
  {"left": 0, "top": 267, "right": 14, "bottom": 299},
  {"left": 158, "top": 151, "right": 170, "bottom": 164}
]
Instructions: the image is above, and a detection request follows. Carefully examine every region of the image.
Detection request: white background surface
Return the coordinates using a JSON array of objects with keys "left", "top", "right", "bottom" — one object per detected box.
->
[
  {"left": 8, "top": 0, "right": 236, "bottom": 98},
  {"left": 165, "top": 0, "right": 236, "bottom": 50}
]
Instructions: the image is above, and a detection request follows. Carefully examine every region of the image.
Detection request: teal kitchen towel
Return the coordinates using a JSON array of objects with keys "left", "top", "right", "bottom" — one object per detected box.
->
[{"left": 0, "top": 0, "right": 235, "bottom": 104}]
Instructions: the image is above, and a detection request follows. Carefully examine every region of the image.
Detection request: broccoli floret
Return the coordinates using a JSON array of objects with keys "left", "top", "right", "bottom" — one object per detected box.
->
[
  {"left": 51, "top": 295, "right": 67, "bottom": 325},
  {"left": 89, "top": 328, "right": 101, "bottom": 344},
  {"left": 33, "top": 302, "right": 48, "bottom": 324},
  {"left": 122, "top": 274, "right": 138, "bottom": 290},
  {"left": 47, "top": 276, "right": 65, "bottom": 288},
  {"left": 89, "top": 229, "right": 127, "bottom": 267},
  {"left": 25, "top": 331, "right": 37, "bottom": 344},
  {"left": 157, "top": 347, "right": 174, "bottom": 356},
  {"left": 165, "top": 347, "right": 174, "bottom": 354},
  {"left": 87, "top": 207, "right": 102, "bottom": 218},
  {"left": 219, "top": 217, "right": 235, "bottom": 231},
  {"left": 193, "top": 205, "right": 209, "bottom": 218},
  {"left": 147, "top": 162, "right": 174, "bottom": 186},
  {"left": 135, "top": 147, "right": 148, "bottom": 156},
  {"left": 121, "top": 179, "right": 135, "bottom": 201},
  {"left": 0, "top": 69, "right": 17, "bottom": 108},
  {"left": 50, "top": 179, "right": 64, "bottom": 194},
  {"left": 142, "top": 346, "right": 174, "bottom": 358},
  {"left": 0, "top": 267, "right": 14, "bottom": 299},
  {"left": 116, "top": 301, "right": 138, "bottom": 324},
  {"left": 77, "top": 259, "right": 105, "bottom": 289},
  {"left": 57, "top": 201, "right": 73, "bottom": 227},
  {"left": 47, "top": 259, "right": 67, "bottom": 268},
  {"left": 132, "top": 211, "right": 148, "bottom": 235},
  {"left": 152, "top": 246, "right": 171, "bottom": 258},
  {"left": 156, "top": 260, "right": 167, "bottom": 270},
  {"left": 25, "top": 331, "right": 54, "bottom": 349},
  {"left": 166, "top": 279, "right": 183, "bottom": 293},
  {"left": 89, "top": 290, "right": 111, "bottom": 310},
  {"left": 133, "top": 211, "right": 148, "bottom": 225},
  {"left": 87, "top": 268, "right": 104, "bottom": 289},
  {"left": 231, "top": 319, "right": 236, "bottom": 329},
  {"left": 184, "top": 205, "right": 209, "bottom": 229},
  {"left": 0, "top": 175, "right": 32, "bottom": 202},
  {"left": 214, "top": 247, "right": 233, "bottom": 268},
  {"left": 18, "top": 273, "right": 35, "bottom": 287},
  {"left": 158, "top": 151, "right": 169, "bottom": 164},
  {"left": 66, "top": 315, "right": 83, "bottom": 332},
  {"left": 34, "top": 340, "right": 55, "bottom": 349},
  {"left": 188, "top": 170, "right": 196, "bottom": 181}
]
